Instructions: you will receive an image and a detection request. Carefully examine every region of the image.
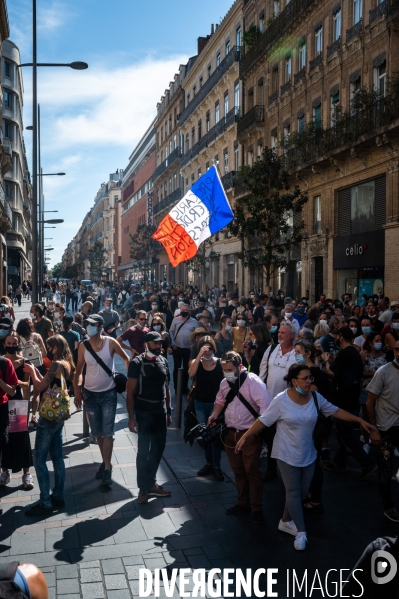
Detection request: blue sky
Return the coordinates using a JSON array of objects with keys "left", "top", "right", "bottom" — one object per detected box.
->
[{"left": 8, "top": 0, "right": 234, "bottom": 267}]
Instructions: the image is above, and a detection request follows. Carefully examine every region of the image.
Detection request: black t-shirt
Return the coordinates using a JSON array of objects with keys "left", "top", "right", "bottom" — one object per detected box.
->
[
  {"left": 253, "top": 306, "right": 264, "bottom": 323},
  {"left": 223, "top": 304, "right": 235, "bottom": 318},
  {"left": 128, "top": 355, "right": 169, "bottom": 414},
  {"left": 249, "top": 342, "right": 269, "bottom": 376},
  {"left": 195, "top": 360, "right": 224, "bottom": 403},
  {"left": 330, "top": 345, "right": 363, "bottom": 410}
]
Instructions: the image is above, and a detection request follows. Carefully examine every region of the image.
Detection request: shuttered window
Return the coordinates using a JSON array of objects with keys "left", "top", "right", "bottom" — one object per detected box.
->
[
  {"left": 375, "top": 176, "right": 386, "bottom": 230},
  {"left": 337, "top": 175, "right": 386, "bottom": 235},
  {"left": 338, "top": 187, "right": 351, "bottom": 235}
]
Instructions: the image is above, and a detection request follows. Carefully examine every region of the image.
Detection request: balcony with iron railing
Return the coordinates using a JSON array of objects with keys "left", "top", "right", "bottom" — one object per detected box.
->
[
  {"left": 240, "top": 0, "right": 315, "bottom": 78},
  {"left": 294, "top": 67, "right": 306, "bottom": 85},
  {"left": 237, "top": 105, "right": 265, "bottom": 137},
  {"left": 283, "top": 92, "right": 399, "bottom": 171},
  {"left": 153, "top": 146, "right": 182, "bottom": 182},
  {"left": 179, "top": 46, "right": 242, "bottom": 125},
  {"left": 327, "top": 37, "right": 341, "bottom": 59},
  {"left": 280, "top": 80, "right": 291, "bottom": 96},
  {"left": 309, "top": 53, "right": 323, "bottom": 72},
  {"left": 220, "top": 170, "right": 236, "bottom": 191},
  {"left": 154, "top": 187, "right": 183, "bottom": 216},
  {"left": 346, "top": 20, "right": 363, "bottom": 43},
  {"left": 370, "top": 0, "right": 387, "bottom": 23},
  {"left": 90, "top": 232, "right": 103, "bottom": 245}
]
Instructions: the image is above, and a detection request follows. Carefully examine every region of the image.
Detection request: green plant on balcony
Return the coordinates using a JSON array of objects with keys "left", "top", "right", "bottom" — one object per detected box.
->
[
  {"left": 243, "top": 25, "right": 262, "bottom": 48},
  {"left": 228, "top": 149, "right": 308, "bottom": 288}
]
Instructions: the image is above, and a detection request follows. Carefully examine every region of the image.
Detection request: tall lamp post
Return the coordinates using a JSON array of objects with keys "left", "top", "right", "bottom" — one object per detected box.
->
[{"left": 19, "top": 0, "right": 88, "bottom": 303}]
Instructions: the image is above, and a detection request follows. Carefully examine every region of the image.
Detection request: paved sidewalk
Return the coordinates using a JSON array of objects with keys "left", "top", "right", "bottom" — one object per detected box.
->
[{"left": 0, "top": 299, "right": 398, "bottom": 597}]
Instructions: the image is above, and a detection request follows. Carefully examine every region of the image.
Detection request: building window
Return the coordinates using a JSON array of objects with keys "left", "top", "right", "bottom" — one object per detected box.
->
[
  {"left": 208, "top": 65, "right": 211, "bottom": 78},
  {"left": 224, "top": 91, "right": 229, "bottom": 116},
  {"left": 313, "top": 103, "right": 322, "bottom": 129},
  {"left": 193, "top": 85, "right": 196, "bottom": 97},
  {"left": 198, "top": 119, "right": 202, "bottom": 140},
  {"left": 257, "top": 141, "right": 263, "bottom": 159},
  {"left": 283, "top": 122, "right": 290, "bottom": 141},
  {"left": 225, "top": 40, "right": 230, "bottom": 55},
  {"left": 271, "top": 131, "right": 278, "bottom": 149},
  {"left": 234, "top": 82, "right": 240, "bottom": 114},
  {"left": 315, "top": 25, "right": 323, "bottom": 56},
  {"left": 350, "top": 75, "right": 361, "bottom": 107},
  {"left": 314, "top": 196, "right": 322, "bottom": 234},
  {"left": 173, "top": 173, "right": 177, "bottom": 190},
  {"left": 216, "top": 52, "right": 221, "bottom": 67},
  {"left": 351, "top": 180, "right": 375, "bottom": 234},
  {"left": 331, "top": 91, "right": 340, "bottom": 126},
  {"left": 4, "top": 60, "right": 11, "bottom": 79},
  {"left": 236, "top": 26, "right": 241, "bottom": 47},
  {"left": 234, "top": 145, "right": 239, "bottom": 171},
  {"left": 248, "top": 87, "right": 254, "bottom": 110},
  {"left": 374, "top": 61, "right": 386, "bottom": 96},
  {"left": 173, "top": 134, "right": 177, "bottom": 149},
  {"left": 185, "top": 133, "right": 189, "bottom": 153},
  {"left": 333, "top": 9, "right": 341, "bottom": 42},
  {"left": 191, "top": 127, "right": 195, "bottom": 146},
  {"left": 199, "top": 76, "right": 203, "bottom": 88},
  {"left": 353, "top": 0, "right": 362, "bottom": 24},
  {"left": 258, "top": 79, "right": 264, "bottom": 105},
  {"left": 224, "top": 150, "right": 228, "bottom": 175},
  {"left": 215, "top": 101, "right": 220, "bottom": 124},
  {"left": 206, "top": 112, "right": 210, "bottom": 132},
  {"left": 274, "top": 1, "right": 280, "bottom": 16},
  {"left": 259, "top": 15, "right": 265, "bottom": 33},
  {"left": 248, "top": 148, "right": 253, "bottom": 166},
  {"left": 272, "top": 67, "right": 279, "bottom": 93},
  {"left": 298, "top": 114, "right": 305, "bottom": 132},
  {"left": 299, "top": 42, "right": 306, "bottom": 69},
  {"left": 4, "top": 121, "right": 12, "bottom": 139},
  {"left": 285, "top": 56, "right": 292, "bottom": 83},
  {"left": 4, "top": 91, "right": 12, "bottom": 109},
  {"left": 198, "top": 169, "right": 201, "bottom": 180},
  {"left": 187, "top": 93, "right": 190, "bottom": 104}
]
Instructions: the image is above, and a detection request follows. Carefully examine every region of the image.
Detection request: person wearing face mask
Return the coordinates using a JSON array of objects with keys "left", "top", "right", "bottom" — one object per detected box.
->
[
  {"left": 31, "top": 304, "right": 53, "bottom": 343},
  {"left": 382, "top": 311, "right": 399, "bottom": 362},
  {"left": 208, "top": 351, "right": 271, "bottom": 523},
  {"left": 231, "top": 314, "right": 250, "bottom": 365},
  {"left": 353, "top": 317, "right": 372, "bottom": 352},
  {"left": 0, "top": 317, "right": 13, "bottom": 356},
  {"left": 126, "top": 331, "right": 172, "bottom": 504},
  {"left": 282, "top": 303, "right": 300, "bottom": 335},
  {"left": 168, "top": 304, "right": 197, "bottom": 395},
  {"left": 52, "top": 304, "right": 65, "bottom": 334},
  {"left": 272, "top": 289, "right": 285, "bottom": 310},
  {"left": 293, "top": 302, "right": 308, "bottom": 328},
  {"left": 98, "top": 298, "right": 120, "bottom": 339},
  {"left": 188, "top": 337, "right": 225, "bottom": 481},
  {"left": 359, "top": 332, "right": 386, "bottom": 446},
  {"left": 264, "top": 314, "right": 279, "bottom": 344},
  {"left": 1, "top": 332, "right": 34, "bottom": 490},
  {"left": 236, "top": 363, "right": 375, "bottom": 550},
  {"left": 243, "top": 324, "right": 272, "bottom": 377},
  {"left": 322, "top": 327, "right": 377, "bottom": 479},
  {"left": 74, "top": 315, "right": 130, "bottom": 487},
  {"left": 147, "top": 300, "right": 160, "bottom": 329},
  {"left": 117, "top": 310, "right": 149, "bottom": 359},
  {"left": 149, "top": 314, "right": 169, "bottom": 355},
  {"left": 215, "top": 315, "right": 233, "bottom": 354},
  {"left": 45, "top": 300, "right": 55, "bottom": 322}
]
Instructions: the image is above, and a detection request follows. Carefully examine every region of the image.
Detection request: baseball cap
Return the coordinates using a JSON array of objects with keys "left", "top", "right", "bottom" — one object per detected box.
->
[
  {"left": 0, "top": 317, "right": 12, "bottom": 328},
  {"left": 85, "top": 314, "right": 104, "bottom": 325},
  {"left": 144, "top": 331, "right": 162, "bottom": 342}
]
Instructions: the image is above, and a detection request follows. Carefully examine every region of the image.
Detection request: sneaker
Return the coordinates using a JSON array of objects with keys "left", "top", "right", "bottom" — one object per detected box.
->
[
  {"left": 323, "top": 462, "right": 346, "bottom": 473},
  {"left": 95, "top": 462, "right": 112, "bottom": 480},
  {"left": 294, "top": 532, "right": 308, "bottom": 551},
  {"left": 213, "top": 467, "right": 224, "bottom": 482},
  {"left": 357, "top": 465, "right": 378, "bottom": 481},
  {"left": 138, "top": 490, "right": 148, "bottom": 504},
  {"left": 148, "top": 484, "right": 171, "bottom": 497},
  {"left": 25, "top": 502, "right": 53, "bottom": 517},
  {"left": 22, "top": 473, "right": 34, "bottom": 490},
  {"left": 102, "top": 469, "right": 113, "bottom": 486},
  {"left": 278, "top": 519, "right": 298, "bottom": 537},
  {"left": 320, "top": 448, "right": 331, "bottom": 464},
  {"left": 384, "top": 507, "right": 399, "bottom": 522},
  {"left": 0, "top": 471, "right": 10, "bottom": 486},
  {"left": 225, "top": 504, "right": 251, "bottom": 515},
  {"left": 50, "top": 495, "right": 65, "bottom": 508},
  {"left": 197, "top": 463, "right": 214, "bottom": 477},
  {"left": 252, "top": 511, "right": 265, "bottom": 524}
]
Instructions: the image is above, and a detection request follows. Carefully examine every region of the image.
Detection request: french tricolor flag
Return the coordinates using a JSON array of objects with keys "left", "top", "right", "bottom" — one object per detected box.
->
[{"left": 152, "top": 166, "right": 234, "bottom": 267}]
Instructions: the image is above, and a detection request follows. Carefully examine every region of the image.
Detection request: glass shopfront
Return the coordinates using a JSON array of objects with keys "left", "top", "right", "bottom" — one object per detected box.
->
[{"left": 337, "top": 266, "right": 384, "bottom": 303}]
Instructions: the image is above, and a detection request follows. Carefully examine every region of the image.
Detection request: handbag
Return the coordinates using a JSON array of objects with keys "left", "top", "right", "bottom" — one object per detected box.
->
[
  {"left": 39, "top": 371, "right": 71, "bottom": 422},
  {"left": 8, "top": 399, "right": 29, "bottom": 433},
  {"left": 312, "top": 391, "right": 330, "bottom": 442},
  {"left": 187, "top": 377, "right": 196, "bottom": 404},
  {"left": 83, "top": 340, "right": 127, "bottom": 394}
]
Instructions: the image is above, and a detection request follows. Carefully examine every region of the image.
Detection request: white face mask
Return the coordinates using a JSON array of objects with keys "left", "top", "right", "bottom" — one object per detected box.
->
[
  {"left": 202, "top": 353, "right": 214, "bottom": 361},
  {"left": 350, "top": 327, "right": 357, "bottom": 334},
  {"left": 237, "top": 320, "right": 246, "bottom": 327},
  {"left": 87, "top": 324, "right": 99, "bottom": 337},
  {"left": 224, "top": 372, "right": 238, "bottom": 382},
  {"left": 152, "top": 305, "right": 158, "bottom": 310}
]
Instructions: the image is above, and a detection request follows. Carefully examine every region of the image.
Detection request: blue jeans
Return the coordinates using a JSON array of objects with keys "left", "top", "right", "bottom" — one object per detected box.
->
[
  {"left": 194, "top": 400, "right": 221, "bottom": 468},
  {"left": 83, "top": 388, "right": 117, "bottom": 438},
  {"left": 34, "top": 417, "right": 65, "bottom": 507}
]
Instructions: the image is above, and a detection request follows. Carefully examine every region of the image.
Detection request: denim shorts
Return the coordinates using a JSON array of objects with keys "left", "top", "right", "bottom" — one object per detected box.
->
[{"left": 83, "top": 388, "right": 117, "bottom": 437}]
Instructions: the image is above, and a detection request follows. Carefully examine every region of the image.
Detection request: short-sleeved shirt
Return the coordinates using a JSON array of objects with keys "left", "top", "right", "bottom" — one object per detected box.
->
[
  {"left": 319, "top": 333, "right": 339, "bottom": 356},
  {"left": 98, "top": 309, "right": 120, "bottom": 337},
  {"left": 34, "top": 317, "right": 53, "bottom": 342},
  {"left": 366, "top": 362, "right": 399, "bottom": 431},
  {"left": 60, "top": 330, "right": 80, "bottom": 356},
  {"left": 259, "top": 390, "right": 338, "bottom": 467},
  {"left": 128, "top": 355, "right": 169, "bottom": 414},
  {"left": 330, "top": 345, "right": 363, "bottom": 410},
  {"left": 119, "top": 326, "right": 149, "bottom": 355},
  {"left": 0, "top": 358, "right": 19, "bottom": 405}
]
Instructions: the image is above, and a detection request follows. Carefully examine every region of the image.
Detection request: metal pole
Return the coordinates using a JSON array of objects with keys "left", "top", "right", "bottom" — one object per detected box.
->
[
  {"left": 38, "top": 104, "right": 43, "bottom": 298},
  {"left": 31, "top": 0, "right": 38, "bottom": 304},
  {"left": 175, "top": 367, "right": 184, "bottom": 429}
]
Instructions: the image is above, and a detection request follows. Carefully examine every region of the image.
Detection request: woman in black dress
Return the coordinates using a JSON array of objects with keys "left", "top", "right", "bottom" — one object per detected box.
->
[{"left": 0, "top": 332, "right": 34, "bottom": 490}]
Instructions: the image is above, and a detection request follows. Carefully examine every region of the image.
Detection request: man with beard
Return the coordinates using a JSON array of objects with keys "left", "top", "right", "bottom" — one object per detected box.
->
[{"left": 126, "top": 332, "right": 172, "bottom": 504}]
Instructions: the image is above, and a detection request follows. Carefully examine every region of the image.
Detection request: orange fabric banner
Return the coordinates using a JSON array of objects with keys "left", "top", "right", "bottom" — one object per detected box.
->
[{"left": 152, "top": 214, "right": 197, "bottom": 267}]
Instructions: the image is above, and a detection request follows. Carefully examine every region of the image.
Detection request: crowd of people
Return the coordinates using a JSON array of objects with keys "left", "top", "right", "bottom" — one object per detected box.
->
[{"left": 0, "top": 279, "right": 397, "bottom": 556}]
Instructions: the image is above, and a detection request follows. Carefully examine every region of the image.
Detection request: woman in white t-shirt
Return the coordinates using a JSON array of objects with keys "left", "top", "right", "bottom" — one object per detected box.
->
[{"left": 235, "top": 363, "right": 376, "bottom": 551}]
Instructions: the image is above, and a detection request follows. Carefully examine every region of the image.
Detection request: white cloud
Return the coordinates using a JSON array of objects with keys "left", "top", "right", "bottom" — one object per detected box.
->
[{"left": 38, "top": 1, "right": 73, "bottom": 34}]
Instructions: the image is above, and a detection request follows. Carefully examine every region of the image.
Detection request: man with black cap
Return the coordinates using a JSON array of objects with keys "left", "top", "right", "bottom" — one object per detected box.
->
[
  {"left": 126, "top": 331, "right": 172, "bottom": 504},
  {"left": 73, "top": 314, "right": 130, "bottom": 486}
]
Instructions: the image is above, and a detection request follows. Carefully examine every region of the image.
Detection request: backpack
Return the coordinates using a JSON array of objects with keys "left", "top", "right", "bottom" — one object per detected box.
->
[
  {"left": 0, "top": 562, "right": 29, "bottom": 599},
  {"left": 20, "top": 338, "right": 43, "bottom": 367}
]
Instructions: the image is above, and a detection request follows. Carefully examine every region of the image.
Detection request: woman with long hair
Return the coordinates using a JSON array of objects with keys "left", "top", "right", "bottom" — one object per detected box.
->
[
  {"left": 16, "top": 317, "right": 46, "bottom": 426},
  {"left": 1, "top": 332, "right": 34, "bottom": 489},
  {"left": 23, "top": 335, "right": 75, "bottom": 516},
  {"left": 149, "top": 313, "right": 170, "bottom": 355},
  {"left": 0, "top": 295, "right": 15, "bottom": 322},
  {"left": 215, "top": 315, "right": 233, "bottom": 354},
  {"left": 243, "top": 324, "right": 272, "bottom": 376}
]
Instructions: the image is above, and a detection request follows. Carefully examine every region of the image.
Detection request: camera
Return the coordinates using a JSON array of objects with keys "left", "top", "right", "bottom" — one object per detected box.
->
[{"left": 187, "top": 420, "right": 228, "bottom": 449}]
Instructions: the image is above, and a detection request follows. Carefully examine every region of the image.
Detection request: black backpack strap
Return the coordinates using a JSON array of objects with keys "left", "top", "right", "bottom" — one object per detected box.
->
[
  {"left": 311, "top": 390, "right": 320, "bottom": 414},
  {"left": 0, "top": 357, "right": 7, "bottom": 382},
  {"left": 264, "top": 344, "right": 278, "bottom": 385},
  {"left": 237, "top": 390, "right": 259, "bottom": 419},
  {"left": 83, "top": 340, "right": 113, "bottom": 378}
]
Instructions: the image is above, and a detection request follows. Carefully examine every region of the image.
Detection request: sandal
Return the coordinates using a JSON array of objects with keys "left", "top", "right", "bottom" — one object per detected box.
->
[
  {"left": 30, "top": 416, "right": 38, "bottom": 427},
  {"left": 302, "top": 500, "right": 324, "bottom": 514}
]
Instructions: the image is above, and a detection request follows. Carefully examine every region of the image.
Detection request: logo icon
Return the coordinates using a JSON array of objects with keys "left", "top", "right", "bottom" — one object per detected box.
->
[{"left": 371, "top": 550, "right": 397, "bottom": 585}]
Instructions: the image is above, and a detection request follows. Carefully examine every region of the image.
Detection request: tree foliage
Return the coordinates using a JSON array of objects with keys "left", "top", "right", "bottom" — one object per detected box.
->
[
  {"left": 242, "top": 25, "right": 261, "bottom": 48},
  {"left": 186, "top": 239, "right": 220, "bottom": 289},
  {"left": 228, "top": 148, "right": 308, "bottom": 287},
  {"left": 63, "top": 263, "right": 80, "bottom": 280},
  {"left": 88, "top": 241, "right": 108, "bottom": 280},
  {"left": 130, "top": 223, "right": 161, "bottom": 282},
  {"left": 51, "top": 262, "right": 63, "bottom": 279}
]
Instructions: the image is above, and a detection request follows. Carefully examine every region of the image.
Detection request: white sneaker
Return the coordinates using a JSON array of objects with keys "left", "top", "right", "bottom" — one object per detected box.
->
[
  {"left": 294, "top": 531, "right": 308, "bottom": 550},
  {"left": 22, "top": 473, "right": 34, "bottom": 490},
  {"left": 0, "top": 470, "right": 10, "bottom": 486},
  {"left": 363, "top": 443, "right": 371, "bottom": 454},
  {"left": 278, "top": 519, "right": 298, "bottom": 537}
]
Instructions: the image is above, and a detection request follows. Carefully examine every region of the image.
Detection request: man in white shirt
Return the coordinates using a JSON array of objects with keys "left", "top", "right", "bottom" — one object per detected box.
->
[
  {"left": 281, "top": 303, "right": 300, "bottom": 335},
  {"left": 258, "top": 321, "right": 297, "bottom": 481},
  {"left": 378, "top": 297, "right": 393, "bottom": 324}
]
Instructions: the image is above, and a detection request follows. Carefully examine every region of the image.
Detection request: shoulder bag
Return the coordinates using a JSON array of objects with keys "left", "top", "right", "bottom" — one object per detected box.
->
[
  {"left": 39, "top": 365, "right": 71, "bottom": 422},
  {"left": 83, "top": 340, "right": 127, "bottom": 394},
  {"left": 264, "top": 344, "right": 278, "bottom": 385},
  {"left": 312, "top": 391, "right": 331, "bottom": 442}
]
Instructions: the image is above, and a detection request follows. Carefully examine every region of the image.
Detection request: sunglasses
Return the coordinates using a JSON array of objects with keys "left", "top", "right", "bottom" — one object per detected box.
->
[
  {"left": 138, "top": 318, "right": 147, "bottom": 321},
  {"left": 296, "top": 376, "right": 314, "bottom": 382}
]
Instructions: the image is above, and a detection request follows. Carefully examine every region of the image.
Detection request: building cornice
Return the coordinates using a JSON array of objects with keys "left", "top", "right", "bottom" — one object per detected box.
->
[{"left": 0, "top": 0, "right": 10, "bottom": 41}]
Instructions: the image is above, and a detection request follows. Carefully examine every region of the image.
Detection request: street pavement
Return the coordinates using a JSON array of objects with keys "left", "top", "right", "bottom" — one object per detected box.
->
[{"left": 0, "top": 298, "right": 398, "bottom": 598}]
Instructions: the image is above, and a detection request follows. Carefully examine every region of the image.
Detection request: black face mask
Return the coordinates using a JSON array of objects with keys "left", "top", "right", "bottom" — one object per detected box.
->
[
  {"left": 180, "top": 311, "right": 189, "bottom": 318},
  {"left": 6, "top": 346, "right": 21, "bottom": 355}
]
